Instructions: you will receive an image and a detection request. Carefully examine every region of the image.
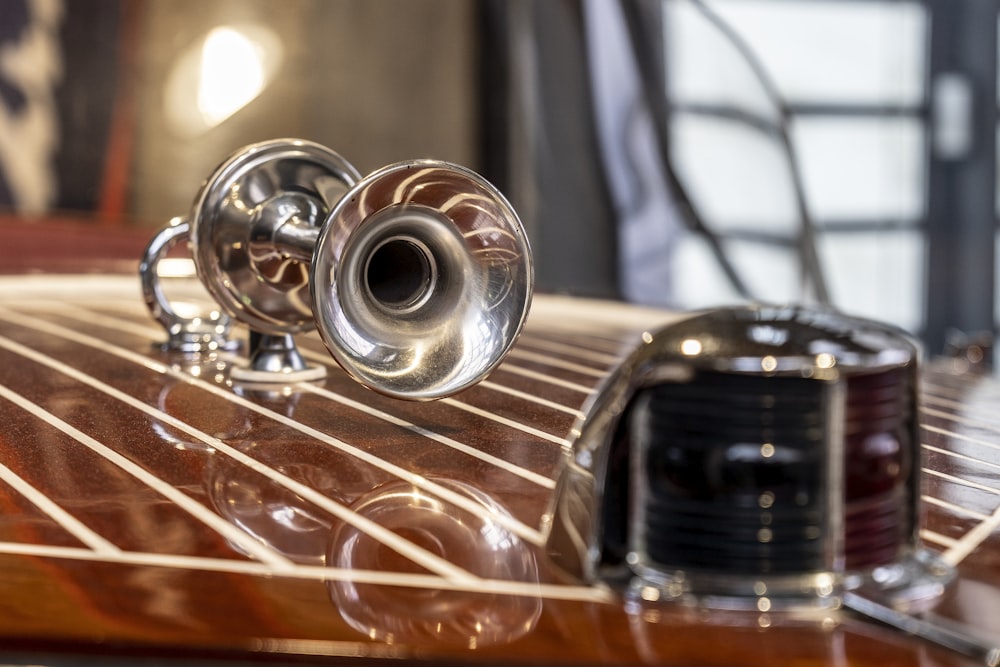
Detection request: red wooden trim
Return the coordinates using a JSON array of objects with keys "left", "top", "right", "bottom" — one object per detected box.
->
[
  {"left": 0, "top": 216, "right": 150, "bottom": 273},
  {"left": 96, "top": 0, "right": 143, "bottom": 227}
]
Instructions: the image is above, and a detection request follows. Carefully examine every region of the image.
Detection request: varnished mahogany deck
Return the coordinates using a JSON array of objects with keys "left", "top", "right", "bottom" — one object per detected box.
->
[{"left": 0, "top": 268, "right": 997, "bottom": 666}]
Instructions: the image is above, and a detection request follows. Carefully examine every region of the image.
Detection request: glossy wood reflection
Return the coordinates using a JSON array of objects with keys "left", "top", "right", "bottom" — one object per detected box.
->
[{"left": 0, "top": 271, "right": 996, "bottom": 665}]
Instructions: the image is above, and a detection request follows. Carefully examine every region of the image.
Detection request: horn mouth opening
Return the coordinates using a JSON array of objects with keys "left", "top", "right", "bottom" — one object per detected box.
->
[
  {"left": 363, "top": 234, "right": 439, "bottom": 316},
  {"left": 338, "top": 204, "right": 465, "bottom": 334}
]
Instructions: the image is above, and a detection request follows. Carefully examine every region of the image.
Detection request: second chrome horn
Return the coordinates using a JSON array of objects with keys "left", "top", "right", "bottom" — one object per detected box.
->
[{"left": 166, "top": 138, "right": 532, "bottom": 400}]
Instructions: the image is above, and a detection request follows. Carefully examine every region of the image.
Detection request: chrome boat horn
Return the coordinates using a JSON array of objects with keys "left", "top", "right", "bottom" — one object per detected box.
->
[{"left": 140, "top": 139, "right": 533, "bottom": 400}]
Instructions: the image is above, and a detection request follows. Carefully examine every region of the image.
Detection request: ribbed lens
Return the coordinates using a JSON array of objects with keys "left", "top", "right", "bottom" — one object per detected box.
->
[
  {"left": 843, "top": 368, "right": 913, "bottom": 569},
  {"left": 633, "top": 371, "right": 826, "bottom": 576},
  {"left": 630, "top": 365, "right": 914, "bottom": 578}
]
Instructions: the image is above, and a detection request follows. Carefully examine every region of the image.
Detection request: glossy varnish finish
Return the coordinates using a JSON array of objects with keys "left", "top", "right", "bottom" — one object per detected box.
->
[{"left": 0, "top": 272, "right": 997, "bottom": 665}]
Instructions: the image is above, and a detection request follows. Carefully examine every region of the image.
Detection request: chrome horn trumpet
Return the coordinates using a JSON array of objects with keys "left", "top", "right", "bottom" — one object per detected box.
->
[{"left": 141, "top": 138, "right": 533, "bottom": 400}]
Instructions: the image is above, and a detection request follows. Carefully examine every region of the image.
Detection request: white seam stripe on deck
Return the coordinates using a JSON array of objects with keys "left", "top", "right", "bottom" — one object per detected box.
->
[
  {"left": 0, "top": 540, "right": 612, "bottom": 603},
  {"left": 0, "top": 307, "right": 543, "bottom": 552},
  {"left": 0, "top": 455, "right": 120, "bottom": 554},
  {"left": 0, "top": 331, "right": 482, "bottom": 582},
  {"left": 0, "top": 381, "right": 293, "bottom": 569}
]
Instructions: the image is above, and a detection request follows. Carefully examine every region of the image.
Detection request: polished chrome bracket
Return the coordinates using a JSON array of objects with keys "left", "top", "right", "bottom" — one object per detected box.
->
[{"left": 140, "top": 216, "right": 237, "bottom": 354}]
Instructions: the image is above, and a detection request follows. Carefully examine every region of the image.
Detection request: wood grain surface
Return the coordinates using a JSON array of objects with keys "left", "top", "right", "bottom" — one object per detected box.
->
[{"left": 0, "top": 221, "right": 997, "bottom": 666}]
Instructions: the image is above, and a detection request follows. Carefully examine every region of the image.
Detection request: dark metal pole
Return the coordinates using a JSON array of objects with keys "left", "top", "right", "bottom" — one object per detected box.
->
[{"left": 925, "top": 0, "right": 998, "bottom": 353}]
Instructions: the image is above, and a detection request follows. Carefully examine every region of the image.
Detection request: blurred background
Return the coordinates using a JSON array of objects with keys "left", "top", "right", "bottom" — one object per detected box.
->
[{"left": 0, "top": 0, "right": 994, "bottom": 358}]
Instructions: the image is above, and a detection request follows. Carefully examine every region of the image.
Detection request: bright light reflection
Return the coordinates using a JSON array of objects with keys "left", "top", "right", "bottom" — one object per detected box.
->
[
  {"left": 157, "top": 257, "right": 197, "bottom": 278},
  {"left": 197, "top": 27, "right": 267, "bottom": 127},
  {"left": 164, "top": 24, "right": 282, "bottom": 137},
  {"left": 680, "top": 338, "right": 702, "bottom": 356},
  {"left": 816, "top": 352, "right": 837, "bottom": 369}
]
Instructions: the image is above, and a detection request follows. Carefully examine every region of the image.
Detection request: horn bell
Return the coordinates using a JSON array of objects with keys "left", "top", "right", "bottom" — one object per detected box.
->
[
  {"left": 311, "top": 160, "right": 533, "bottom": 400},
  {"left": 190, "top": 138, "right": 361, "bottom": 336}
]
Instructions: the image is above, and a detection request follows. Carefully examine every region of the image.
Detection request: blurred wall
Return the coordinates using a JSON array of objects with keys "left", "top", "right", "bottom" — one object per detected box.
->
[
  {"left": 127, "top": 0, "right": 478, "bottom": 225},
  {"left": 0, "top": 0, "right": 479, "bottom": 224}
]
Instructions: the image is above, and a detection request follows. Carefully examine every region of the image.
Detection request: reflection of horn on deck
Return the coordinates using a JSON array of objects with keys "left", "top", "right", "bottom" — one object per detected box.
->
[{"left": 327, "top": 478, "right": 542, "bottom": 649}]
